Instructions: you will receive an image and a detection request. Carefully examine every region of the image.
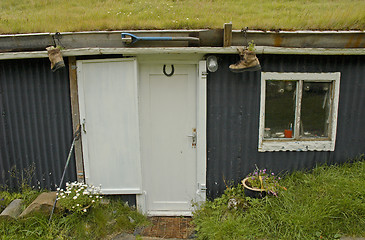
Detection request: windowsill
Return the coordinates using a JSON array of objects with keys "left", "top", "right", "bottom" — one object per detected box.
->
[{"left": 258, "top": 140, "right": 335, "bottom": 152}]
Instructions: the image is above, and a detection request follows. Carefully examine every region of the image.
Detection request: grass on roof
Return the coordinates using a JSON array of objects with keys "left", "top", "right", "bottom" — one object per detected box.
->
[{"left": 1, "top": 0, "right": 365, "bottom": 34}]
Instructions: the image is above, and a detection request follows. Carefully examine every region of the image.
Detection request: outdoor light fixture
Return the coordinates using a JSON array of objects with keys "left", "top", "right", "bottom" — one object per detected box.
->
[{"left": 206, "top": 55, "right": 218, "bottom": 72}]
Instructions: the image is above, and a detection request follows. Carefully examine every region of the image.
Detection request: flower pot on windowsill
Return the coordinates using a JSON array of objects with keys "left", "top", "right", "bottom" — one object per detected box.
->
[{"left": 242, "top": 177, "right": 267, "bottom": 199}]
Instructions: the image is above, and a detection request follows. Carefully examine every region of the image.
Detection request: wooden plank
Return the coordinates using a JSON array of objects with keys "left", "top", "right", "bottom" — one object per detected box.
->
[
  {"left": 223, "top": 23, "right": 232, "bottom": 47},
  {"left": 68, "top": 56, "right": 85, "bottom": 183},
  {"left": 1, "top": 47, "right": 365, "bottom": 60}
]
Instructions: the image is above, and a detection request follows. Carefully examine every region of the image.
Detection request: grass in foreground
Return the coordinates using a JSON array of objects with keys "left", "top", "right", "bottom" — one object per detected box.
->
[
  {"left": 0, "top": 197, "right": 149, "bottom": 240},
  {"left": 0, "top": 0, "right": 364, "bottom": 34},
  {"left": 193, "top": 157, "right": 365, "bottom": 240}
]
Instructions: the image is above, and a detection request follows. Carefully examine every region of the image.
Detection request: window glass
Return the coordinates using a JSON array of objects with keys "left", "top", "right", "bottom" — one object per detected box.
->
[
  {"left": 300, "top": 82, "right": 331, "bottom": 138},
  {"left": 264, "top": 80, "right": 296, "bottom": 139}
]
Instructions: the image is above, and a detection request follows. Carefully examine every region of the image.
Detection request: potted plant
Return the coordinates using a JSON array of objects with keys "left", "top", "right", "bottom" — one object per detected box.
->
[{"left": 242, "top": 168, "right": 286, "bottom": 198}]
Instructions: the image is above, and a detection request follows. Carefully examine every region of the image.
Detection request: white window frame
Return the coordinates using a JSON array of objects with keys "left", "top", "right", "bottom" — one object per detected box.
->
[{"left": 258, "top": 72, "right": 341, "bottom": 152}]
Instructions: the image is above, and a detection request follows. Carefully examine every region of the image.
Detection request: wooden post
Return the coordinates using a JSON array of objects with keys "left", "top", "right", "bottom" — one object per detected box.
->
[
  {"left": 223, "top": 23, "right": 232, "bottom": 47},
  {"left": 68, "top": 56, "right": 85, "bottom": 183}
]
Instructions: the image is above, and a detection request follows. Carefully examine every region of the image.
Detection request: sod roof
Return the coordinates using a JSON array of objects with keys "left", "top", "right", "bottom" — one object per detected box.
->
[{"left": 1, "top": 0, "right": 365, "bottom": 34}]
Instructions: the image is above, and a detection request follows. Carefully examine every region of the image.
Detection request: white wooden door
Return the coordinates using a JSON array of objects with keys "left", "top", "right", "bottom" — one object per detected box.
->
[
  {"left": 139, "top": 64, "right": 198, "bottom": 216},
  {"left": 77, "top": 59, "right": 142, "bottom": 194}
]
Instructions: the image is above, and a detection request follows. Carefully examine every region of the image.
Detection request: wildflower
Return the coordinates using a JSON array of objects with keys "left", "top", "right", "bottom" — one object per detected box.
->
[
  {"left": 76, "top": 204, "right": 80, "bottom": 207},
  {"left": 83, "top": 209, "right": 87, "bottom": 212},
  {"left": 73, "top": 196, "right": 77, "bottom": 200},
  {"left": 92, "top": 200, "right": 95, "bottom": 203}
]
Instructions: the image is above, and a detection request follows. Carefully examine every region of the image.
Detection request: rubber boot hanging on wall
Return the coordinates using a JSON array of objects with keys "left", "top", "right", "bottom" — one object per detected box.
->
[{"left": 46, "top": 46, "right": 65, "bottom": 72}]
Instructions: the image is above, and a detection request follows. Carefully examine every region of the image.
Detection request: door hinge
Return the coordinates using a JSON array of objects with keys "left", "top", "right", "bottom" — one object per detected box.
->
[
  {"left": 187, "top": 128, "right": 197, "bottom": 148},
  {"left": 198, "top": 183, "right": 207, "bottom": 191},
  {"left": 82, "top": 118, "right": 86, "bottom": 133}
]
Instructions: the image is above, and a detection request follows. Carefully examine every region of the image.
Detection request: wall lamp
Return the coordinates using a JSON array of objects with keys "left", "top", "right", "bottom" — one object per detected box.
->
[{"left": 206, "top": 55, "right": 218, "bottom": 72}]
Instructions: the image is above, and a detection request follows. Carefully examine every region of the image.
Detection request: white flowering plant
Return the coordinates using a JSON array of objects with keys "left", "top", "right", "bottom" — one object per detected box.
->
[{"left": 57, "top": 181, "right": 102, "bottom": 214}]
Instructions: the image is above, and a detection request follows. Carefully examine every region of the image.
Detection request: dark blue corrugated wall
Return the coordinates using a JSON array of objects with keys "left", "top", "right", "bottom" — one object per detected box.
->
[
  {"left": 0, "top": 58, "right": 76, "bottom": 191},
  {"left": 207, "top": 54, "right": 365, "bottom": 199}
]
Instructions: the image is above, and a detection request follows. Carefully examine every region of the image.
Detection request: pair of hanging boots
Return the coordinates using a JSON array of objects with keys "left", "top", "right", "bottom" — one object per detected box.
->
[{"left": 229, "top": 47, "right": 261, "bottom": 73}]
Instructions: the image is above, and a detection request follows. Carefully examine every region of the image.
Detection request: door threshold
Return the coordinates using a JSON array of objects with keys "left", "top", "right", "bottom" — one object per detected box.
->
[{"left": 147, "top": 211, "right": 193, "bottom": 217}]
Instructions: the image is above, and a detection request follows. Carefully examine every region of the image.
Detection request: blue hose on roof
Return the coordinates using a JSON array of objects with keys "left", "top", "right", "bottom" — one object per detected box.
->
[{"left": 121, "top": 32, "right": 199, "bottom": 45}]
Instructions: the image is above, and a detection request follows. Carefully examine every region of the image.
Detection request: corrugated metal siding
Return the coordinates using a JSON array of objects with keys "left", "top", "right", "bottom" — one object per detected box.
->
[
  {"left": 0, "top": 58, "right": 76, "bottom": 191},
  {"left": 207, "top": 54, "right": 365, "bottom": 199}
]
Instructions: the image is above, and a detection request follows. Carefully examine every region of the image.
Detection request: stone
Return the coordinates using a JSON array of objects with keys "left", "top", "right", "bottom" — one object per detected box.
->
[
  {"left": 19, "top": 192, "right": 58, "bottom": 218},
  {"left": 0, "top": 199, "right": 23, "bottom": 220}
]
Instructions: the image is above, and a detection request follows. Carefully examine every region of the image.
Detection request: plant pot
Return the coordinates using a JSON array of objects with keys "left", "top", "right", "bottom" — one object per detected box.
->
[{"left": 242, "top": 177, "right": 267, "bottom": 199}]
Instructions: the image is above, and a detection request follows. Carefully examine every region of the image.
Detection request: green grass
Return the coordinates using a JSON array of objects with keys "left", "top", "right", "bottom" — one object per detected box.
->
[
  {"left": 0, "top": 197, "right": 149, "bottom": 240},
  {"left": 193, "top": 156, "right": 365, "bottom": 240},
  {"left": 0, "top": 0, "right": 364, "bottom": 34}
]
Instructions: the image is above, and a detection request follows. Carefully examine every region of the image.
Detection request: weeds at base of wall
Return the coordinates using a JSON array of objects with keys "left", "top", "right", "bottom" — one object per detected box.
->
[
  {"left": 193, "top": 156, "right": 365, "bottom": 240},
  {"left": 1, "top": 163, "right": 44, "bottom": 212}
]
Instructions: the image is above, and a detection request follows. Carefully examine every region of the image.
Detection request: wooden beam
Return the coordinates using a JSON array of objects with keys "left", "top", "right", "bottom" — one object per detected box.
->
[
  {"left": 0, "top": 47, "right": 364, "bottom": 61},
  {"left": 223, "top": 23, "right": 232, "bottom": 47},
  {"left": 68, "top": 56, "right": 85, "bottom": 183}
]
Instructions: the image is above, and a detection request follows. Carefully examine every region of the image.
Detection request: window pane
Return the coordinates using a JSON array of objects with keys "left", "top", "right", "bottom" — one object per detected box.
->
[
  {"left": 265, "top": 80, "right": 296, "bottom": 139},
  {"left": 300, "top": 82, "right": 331, "bottom": 138}
]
